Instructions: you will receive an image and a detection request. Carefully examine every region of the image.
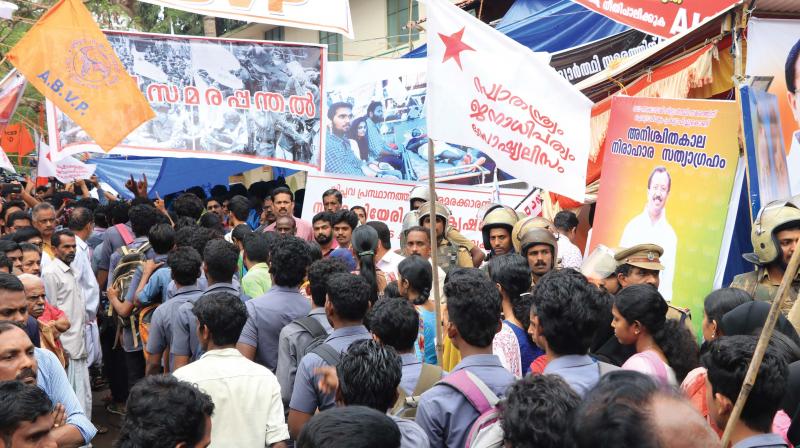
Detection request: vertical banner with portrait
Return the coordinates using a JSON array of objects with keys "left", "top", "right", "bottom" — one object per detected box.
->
[
  {"left": 740, "top": 86, "right": 791, "bottom": 218},
  {"left": 746, "top": 18, "right": 800, "bottom": 196},
  {"left": 323, "top": 59, "right": 496, "bottom": 185},
  {"left": 590, "top": 97, "right": 739, "bottom": 324},
  {"left": 46, "top": 31, "right": 324, "bottom": 171}
]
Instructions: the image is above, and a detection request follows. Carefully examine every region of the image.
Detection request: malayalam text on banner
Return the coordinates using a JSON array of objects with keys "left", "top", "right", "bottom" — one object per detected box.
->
[
  {"left": 590, "top": 96, "right": 739, "bottom": 326},
  {"left": 47, "top": 31, "right": 324, "bottom": 171}
]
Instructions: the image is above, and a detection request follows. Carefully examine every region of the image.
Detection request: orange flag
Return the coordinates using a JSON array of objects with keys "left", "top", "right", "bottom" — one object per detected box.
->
[{"left": 6, "top": 0, "right": 154, "bottom": 151}]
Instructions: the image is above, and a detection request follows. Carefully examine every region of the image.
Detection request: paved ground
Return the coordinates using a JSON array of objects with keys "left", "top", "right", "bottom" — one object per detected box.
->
[{"left": 90, "top": 389, "right": 122, "bottom": 447}]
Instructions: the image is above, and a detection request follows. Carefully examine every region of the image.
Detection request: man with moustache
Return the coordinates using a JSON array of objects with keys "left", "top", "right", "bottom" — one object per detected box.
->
[
  {"left": 0, "top": 272, "right": 96, "bottom": 447},
  {"left": 480, "top": 205, "right": 519, "bottom": 265},
  {"left": 312, "top": 212, "right": 337, "bottom": 257},
  {"left": 41, "top": 230, "right": 91, "bottom": 422},
  {"left": 263, "top": 187, "right": 313, "bottom": 242},
  {"left": 275, "top": 216, "right": 297, "bottom": 237},
  {"left": 20, "top": 274, "right": 69, "bottom": 368},
  {"left": 619, "top": 166, "right": 677, "bottom": 301},
  {"left": 332, "top": 210, "right": 359, "bottom": 250},
  {"left": 519, "top": 228, "right": 558, "bottom": 287}
]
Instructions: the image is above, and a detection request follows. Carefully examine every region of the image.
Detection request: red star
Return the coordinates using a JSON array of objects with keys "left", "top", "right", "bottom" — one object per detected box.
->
[{"left": 438, "top": 27, "right": 475, "bottom": 70}]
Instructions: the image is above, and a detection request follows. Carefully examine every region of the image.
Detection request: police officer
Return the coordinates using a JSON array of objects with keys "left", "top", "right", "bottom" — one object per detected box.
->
[
  {"left": 731, "top": 198, "right": 800, "bottom": 315},
  {"left": 518, "top": 227, "right": 558, "bottom": 286},
  {"left": 405, "top": 186, "right": 484, "bottom": 267},
  {"left": 418, "top": 201, "right": 472, "bottom": 274},
  {"left": 480, "top": 205, "right": 519, "bottom": 262},
  {"left": 614, "top": 243, "right": 691, "bottom": 326}
]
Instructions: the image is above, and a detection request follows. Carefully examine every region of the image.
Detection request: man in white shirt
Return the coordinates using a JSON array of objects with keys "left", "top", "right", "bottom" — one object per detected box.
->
[
  {"left": 67, "top": 207, "right": 101, "bottom": 367},
  {"left": 41, "top": 229, "right": 90, "bottom": 419},
  {"left": 367, "top": 221, "right": 404, "bottom": 283},
  {"left": 554, "top": 210, "right": 583, "bottom": 269},
  {"left": 619, "top": 166, "right": 677, "bottom": 300},
  {"left": 173, "top": 291, "right": 289, "bottom": 448}
]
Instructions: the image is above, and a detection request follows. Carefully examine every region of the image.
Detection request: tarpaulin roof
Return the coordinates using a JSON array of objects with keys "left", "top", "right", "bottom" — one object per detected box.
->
[
  {"left": 88, "top": 156, "right": 295, "bottom": 199},
  {"left": 404, "top": 0, "right": 629, "bottom": 58}
]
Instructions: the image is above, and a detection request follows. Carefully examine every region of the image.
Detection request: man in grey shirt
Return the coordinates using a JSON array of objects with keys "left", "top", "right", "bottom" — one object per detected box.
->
[
  {"left": 535, "top": 269, "right": 612, "bottom": 397},
  {"left": 336, "top": 340, "right": 429, "bottom": 448},
  {"left": 144, "top": 247, "right": 203, "bottom": 375},
  {"left": 416, "top": 269, "right": 515, "bottom": 448},
  {"left": 237, "top": 237, "right": 313, "bottom": 371},
  {"left": 368, "top": 296, "right": 443, "bottom": 395},
  {"left": 172, "top": 240, "right": 241, "bottom": 370},
  {"left": 287, "top": 273, "right": 373, "bottom": 439},
  {"left": 276, "top": 257, "right": 348, "bottom": 409}
]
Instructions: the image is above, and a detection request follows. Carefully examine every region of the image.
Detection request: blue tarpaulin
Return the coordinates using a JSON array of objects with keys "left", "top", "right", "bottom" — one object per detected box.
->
[
  {"left": 404, "top": 0, "right": 628, "bottom": 58},
  {"left": 88, "top": 156, "right": 295, "bottom": 199}
]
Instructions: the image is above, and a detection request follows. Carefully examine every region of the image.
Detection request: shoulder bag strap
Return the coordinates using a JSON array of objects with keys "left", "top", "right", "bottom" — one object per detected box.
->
[{"left": 439, "top": 370, "right": 499, "bottom": 414}]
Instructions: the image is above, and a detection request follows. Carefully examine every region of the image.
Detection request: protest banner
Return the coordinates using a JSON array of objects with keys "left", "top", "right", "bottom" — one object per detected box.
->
[
  {"left": 424, "top": 0, "right": 592, "bottom": 202},
  {"left": 46, "top": 31, "right": 324, "bottom": 171},
  {"left": 301, "top": 172, "right": 528, "bottom": 250},
  {"left": 740, "top": 87, "right": 792, "bottom": 218},
  {"left": 746, "top": 18, "right": 800, "bottom": 196},
  {"left": 137, "top": 0, "right": 353, "bottom": 38},
  {"left": 569, "top": 0, "right": 741, "bottom": 38},
  {"left": 551, "top": 29, "right": 662, "bottom": 84},
  {"left": 324, "top": 58, "right": 496, "bottom": 185},
  {"left": 0, "top": 71, "right": 27, "bottom": 134},
  {"left": 37, "top": 141, "right": 96, "bottom": 184},
  {"left": 0, "top": 146, "right": 15, "bottom": 173},
  {"left": 589, "top": 96, "right": 739, "bottom": 326},
  {"left": 7, "top": 0, "right": 155, "bottom": 151}
]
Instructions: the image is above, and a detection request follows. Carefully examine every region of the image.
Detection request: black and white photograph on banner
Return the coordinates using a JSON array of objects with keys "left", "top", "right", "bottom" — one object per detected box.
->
[{"left": 48, "top": 31, "right": 325, "bottom": 170}]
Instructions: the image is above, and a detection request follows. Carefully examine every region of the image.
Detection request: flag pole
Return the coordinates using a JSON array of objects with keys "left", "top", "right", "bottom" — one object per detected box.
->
[
  {"left": 428, "top": 139, "right": 444, "bottom": 366},
  {"left": 720, "top": 244, "right": 800, "bottom": 447}
]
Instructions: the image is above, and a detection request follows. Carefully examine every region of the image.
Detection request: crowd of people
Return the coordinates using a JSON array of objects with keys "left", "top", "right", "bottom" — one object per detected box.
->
[{"left": 0, "top": 173, "right": 798, "bottom": 448}]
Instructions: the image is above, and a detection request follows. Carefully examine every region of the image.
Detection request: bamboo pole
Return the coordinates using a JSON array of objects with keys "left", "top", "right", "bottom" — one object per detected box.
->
[
  {"left": 428, "top": 139, "right": 444, "bottom": 366},
  {"left": 720, "top": 245, "right": 800, "bottom": 447}
]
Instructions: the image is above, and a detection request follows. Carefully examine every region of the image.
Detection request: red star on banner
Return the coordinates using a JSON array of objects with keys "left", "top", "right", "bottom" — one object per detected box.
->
[{"left": 438, "top": 27, "right": 475, "bottom": 70}]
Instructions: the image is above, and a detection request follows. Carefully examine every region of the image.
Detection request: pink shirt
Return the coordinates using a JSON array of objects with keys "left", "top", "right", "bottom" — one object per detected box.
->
[{"left": 264, "top": 217, "right": 314, "bottom": 242}]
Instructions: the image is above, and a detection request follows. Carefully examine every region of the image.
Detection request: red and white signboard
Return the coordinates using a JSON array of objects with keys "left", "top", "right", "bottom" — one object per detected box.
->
[
  {"left": 570, "top": 0, "right": 741, "bottom": 37},
  {"left": 38, "top": 141, "right": 96, "bottom": 183},
  {"left": 301, "top": 173, "right": 528, "bottom": 250},
  {"left": 425, "top": 0, "right": 592, "bottom": 202}
]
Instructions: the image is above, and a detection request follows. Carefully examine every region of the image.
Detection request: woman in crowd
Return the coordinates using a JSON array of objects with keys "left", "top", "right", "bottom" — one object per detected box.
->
[
  {"left": 397, "top": 255, "right": 437, "bottom": 365},
  {"left": 612, "top": 284, "right": 699, "bottom": 385},
  {"left": 350, "top": 225, "right": 384, "bottom": 304}
]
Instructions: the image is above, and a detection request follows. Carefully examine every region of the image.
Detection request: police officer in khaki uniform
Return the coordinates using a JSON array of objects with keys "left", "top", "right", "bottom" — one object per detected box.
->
[
  {"left": 407, "top": 186, "right": 484, "bottom": 267},
  {"left": 418, "top": 201, "right": 473, "bottom": 274},
  {"left": 518, "top": 228, "right": 558, "bottom": 286},
  {"left": 480, "top": 205, "right": 519, "bottom": 263},
  {"left": 730, "top": 198, "right": 800, "bottom": 316},
  {"left": 614, "top": 244, "right": 691, "bottom": 327}
]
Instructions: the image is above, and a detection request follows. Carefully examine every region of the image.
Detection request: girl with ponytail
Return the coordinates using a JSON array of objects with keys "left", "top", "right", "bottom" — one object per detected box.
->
[
  {"left": 351, "top": 225, "right": 384, "bottom": 304},
  {"left": 612, "top": 284, "right": 699, "bottom": 385},
  {"left": 398, "top": 255, "right": 437, "bottom": 364}
]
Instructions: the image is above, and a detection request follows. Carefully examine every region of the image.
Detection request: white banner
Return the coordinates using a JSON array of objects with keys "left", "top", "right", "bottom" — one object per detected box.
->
[
  {"left": 424, "top": 0, "right": 592, "bottom": 202},
  {"left": 0, "top": 146, "right": 15, "bottom": 173},
  {"left": 301, "top": 173, "right": 528, "bottom": 250},
  {"left": 38, "top": 141, "right": 96, "bottom": 183},
  {"left": 138, "top": 0, "right": 353, "bottom": 38}
]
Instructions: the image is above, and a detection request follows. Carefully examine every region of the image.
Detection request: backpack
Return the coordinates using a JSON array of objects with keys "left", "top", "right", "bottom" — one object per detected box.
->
[
  {"left": 296, "top": 316, "right": 330, "bottom": 357},
  {"left": 439, "top": 370, "right": 504, "bottom": 448},
  {"left": 137, "top": 304, "right": 160, "bottom": 360},
  {"left": 109, "top": 238, "right": 155, "bottom": 350},
  {"left": 391, "top": 363, "right": 444, "bottom": 420}
]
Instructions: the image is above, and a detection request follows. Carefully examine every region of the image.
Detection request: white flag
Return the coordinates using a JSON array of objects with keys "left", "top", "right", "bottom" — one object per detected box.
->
[
  {"left": 38, "top": 141, "right": 95, "bottom": 183},
  {"left": 0, "top": 145, "right": 15, "bottom": 173},
  {"left": 424, "top": 0, "right": 592, "bottom": 201}
]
